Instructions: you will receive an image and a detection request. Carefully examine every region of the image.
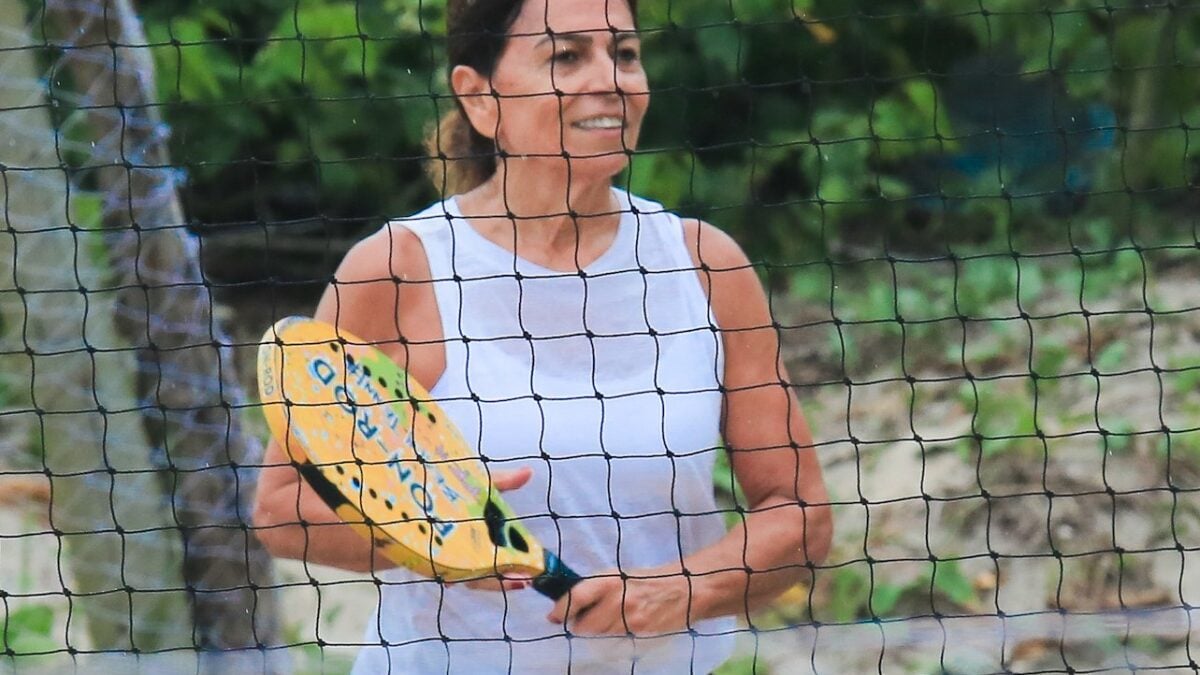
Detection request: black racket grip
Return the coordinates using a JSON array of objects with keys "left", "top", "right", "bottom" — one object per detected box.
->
[{"left": 532, "top": 550, "right": 581, "bottom": 601}]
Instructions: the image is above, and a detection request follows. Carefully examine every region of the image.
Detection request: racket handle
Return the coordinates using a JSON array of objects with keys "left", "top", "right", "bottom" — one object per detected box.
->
[{"left": 532, "top": 550, "right": 581, "bottom": 601}]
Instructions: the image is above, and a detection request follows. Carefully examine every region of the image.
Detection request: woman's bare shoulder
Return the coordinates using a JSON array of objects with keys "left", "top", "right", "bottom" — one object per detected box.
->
[
  {"left": 679, "top": 218, "right": 766, "bottom": 332},
  {"left": 313, "top": 223, "right": 434, "bottom": 335},
  {"left": 335, "top": 222, "right": 432, "bottom": 286},
  {"left": 680, "top": 218, "right": 752, "bottom": 272}
]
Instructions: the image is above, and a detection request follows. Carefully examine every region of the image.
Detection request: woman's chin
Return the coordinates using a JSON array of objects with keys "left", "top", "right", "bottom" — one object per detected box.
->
[
  {"left": 503, "top": 149, "right": 632, "bottom": 183},
  {"left": 563, "top": 151, "right": 633, "bottom": 181}
]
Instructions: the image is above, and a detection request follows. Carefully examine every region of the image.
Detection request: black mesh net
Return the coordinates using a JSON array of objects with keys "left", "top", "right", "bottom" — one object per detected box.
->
[{"left": 1, "top": 0, "right": 1198, "bottom": 673}]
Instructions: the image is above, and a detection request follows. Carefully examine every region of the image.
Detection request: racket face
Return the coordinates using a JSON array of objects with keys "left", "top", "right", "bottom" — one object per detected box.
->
[{"left": 257, "top": 316, "right": 545, "bottom": 580}]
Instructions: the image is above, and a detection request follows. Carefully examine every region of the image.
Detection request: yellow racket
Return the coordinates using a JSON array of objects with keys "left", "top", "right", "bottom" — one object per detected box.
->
[{"left": 256, "top": 316, "right": 579, "bottom": 599}]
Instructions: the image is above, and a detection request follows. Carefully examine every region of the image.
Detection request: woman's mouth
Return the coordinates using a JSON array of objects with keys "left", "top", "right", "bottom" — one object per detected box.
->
[{"left": 572, "top": 116, "right": 625, "bottom": 131}]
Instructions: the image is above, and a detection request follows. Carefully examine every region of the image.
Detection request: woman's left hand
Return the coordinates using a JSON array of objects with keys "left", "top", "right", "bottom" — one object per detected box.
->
[{"left": 545, "top": 569, "right": 701, "bottom": 637}]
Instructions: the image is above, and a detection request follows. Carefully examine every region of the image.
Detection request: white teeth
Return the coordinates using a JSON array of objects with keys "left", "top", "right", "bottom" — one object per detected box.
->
[{"left": 574, "top": 117, "right": 624, "bottom": 130}]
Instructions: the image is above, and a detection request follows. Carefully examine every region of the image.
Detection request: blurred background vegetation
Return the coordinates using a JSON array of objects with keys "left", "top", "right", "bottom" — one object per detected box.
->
[{"left": 127, "top": 0, "right": 1198, "bottom": 287}]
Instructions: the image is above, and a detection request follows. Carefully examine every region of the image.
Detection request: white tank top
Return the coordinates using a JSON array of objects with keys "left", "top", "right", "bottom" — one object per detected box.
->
[{"left": 351, "top": 188, "right": 737, "bottom": 674}]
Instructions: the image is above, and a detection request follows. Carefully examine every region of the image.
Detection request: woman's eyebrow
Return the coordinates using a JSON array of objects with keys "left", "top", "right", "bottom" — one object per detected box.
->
[
  {"left": 536, "top": 33, "right": 591, "bottom": 49},
  {"left": 534, "top": 29, "right": 640, "bottom": 49}
]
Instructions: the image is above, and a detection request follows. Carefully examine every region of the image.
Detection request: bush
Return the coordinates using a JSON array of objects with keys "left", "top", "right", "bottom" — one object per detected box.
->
[{"left": 127, "top": 0, "right": 1198, "bottom": 277}]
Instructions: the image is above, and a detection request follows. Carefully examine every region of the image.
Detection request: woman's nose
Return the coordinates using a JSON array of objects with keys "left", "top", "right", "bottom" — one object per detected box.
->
[{"left": 569, "top": 50, "right": 624, "bottom": 97}]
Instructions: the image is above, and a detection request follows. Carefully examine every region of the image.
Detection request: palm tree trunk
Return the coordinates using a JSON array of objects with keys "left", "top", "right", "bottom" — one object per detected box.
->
[
  {"left": 38, "top": 0, "right": 280, "bottom": 651},
  {"left": 0, "top": 0, "right": 193, "bottom": 651}
]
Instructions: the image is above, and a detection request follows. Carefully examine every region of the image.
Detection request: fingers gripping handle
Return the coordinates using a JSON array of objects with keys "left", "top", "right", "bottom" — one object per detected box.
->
[{"left": 532, "top": 550, "right": 581, "bottom": 600}]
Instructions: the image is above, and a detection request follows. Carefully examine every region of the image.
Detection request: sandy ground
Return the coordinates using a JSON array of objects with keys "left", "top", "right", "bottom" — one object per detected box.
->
[{"left": 4, "top": 257, "right": 1200, "bottom": 673}]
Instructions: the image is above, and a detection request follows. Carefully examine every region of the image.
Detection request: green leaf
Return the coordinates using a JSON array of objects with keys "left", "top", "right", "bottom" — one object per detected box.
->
[
  {"left": 829, "top": 567, "right": 869, "bottom": 623},
  {"left": 790, "top": 265, "right": 833, "bottom": 302},
  {"left": 5, "top": 606, "right": 53, "bottom": 637},
  {"left": 932, "top": 561, "right": 975, "bottom": 607},
  {"left": 292, "top": 1, "right": 361, "bottom": 40},
  {"left": 697, "top": 25, "right": 743, "bottom": 75},
  {"left": 155, "top": 18, "right": 229, "bottom": 101},
  {"left": 870, "top": 582, "right": 905, "bottom": 617},
  {"left": 876, "top": 175, "right": 912, "bottom": 200},
  {"left": 1105, "top": 419, "right": 1135, "bottom": 453},
  {"left": 1016, "top": 260, "right": 1045, "bottom": 308},
  {"left": 1095, "top": 341, "right": 1129, "bottom": 374},
  {"left": 956, "top": 258, "right": 1018, "bottom": 317},
  {"left": 713, "top": 653, "right": 766, "bottom": 675},
  {"left": 625, "top": 152, "right": 691, "bottom": 207},
  {"left": 1, "top": 605, "right": 57, "bottom": 655},
  {"left": 69, "top": 192, "right": 105, "bottom": 232},
  {"left": 1032, "top": 338, "right": 1071, "bottom": 377}
]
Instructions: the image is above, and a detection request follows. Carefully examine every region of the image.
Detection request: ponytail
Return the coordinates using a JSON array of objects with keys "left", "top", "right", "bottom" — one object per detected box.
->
[{"left": 424, "top": 105, "right": 498, "bottom": 197}]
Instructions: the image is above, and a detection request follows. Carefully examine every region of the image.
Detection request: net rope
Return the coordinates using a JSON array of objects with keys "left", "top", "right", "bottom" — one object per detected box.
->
[{"left": 1, "top": 0, "right": 1198, "bottom": 673}]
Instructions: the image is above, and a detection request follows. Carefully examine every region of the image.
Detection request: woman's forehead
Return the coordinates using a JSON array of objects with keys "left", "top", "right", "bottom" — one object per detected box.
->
[{"left": 507, "top": 0, "right": 636, "bottom": 39}]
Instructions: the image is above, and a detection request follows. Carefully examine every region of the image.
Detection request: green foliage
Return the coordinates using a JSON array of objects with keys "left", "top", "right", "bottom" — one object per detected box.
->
[
  {"left": 140, "top": 0, "right": 446, "bottom": 235},
  {"left": 1094, "top": 341, "right": 1129, "bottom": 375},
  {"left": 127, "top": 1, "right": 1199, "bottom": 276},
  {"left": 1167, "top": 359, "right": 1200, "bottom": 399},
  {"left": 714, "top": 653, "right": 771, "bottom": 675},
  {"left": 956, "top": 378, "right": 1040, "bottom": 456},
  {"left": 931, "top": 560, "right": 975, "bottom": 607},
  {"left": 1170, "top": 428, "right": 1200, "bottom": 469},
  {"left": 279, "top": 612, "right": 354, "bottom": 675},
  {"left": 821, "top": 559, "right": 977, "bottom": 623},
  {"left": 1, "top": 604, "right": 58, "bottom": 657},
  {"left": 69, "top": 192, "right": 112, "bottom": 273},
  {"left": 1031, "top": 332, "right": 1072, "bottom": 378}
]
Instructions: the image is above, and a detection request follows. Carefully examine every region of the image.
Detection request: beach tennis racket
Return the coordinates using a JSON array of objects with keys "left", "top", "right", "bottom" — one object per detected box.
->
[{"left": 256, "top": 316, "right": 580, "bottom": 600}]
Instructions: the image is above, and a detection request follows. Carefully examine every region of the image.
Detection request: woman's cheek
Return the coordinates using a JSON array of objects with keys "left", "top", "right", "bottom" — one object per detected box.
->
[{"left": 497, "top": 101, "right": 563, "bottom": 153}]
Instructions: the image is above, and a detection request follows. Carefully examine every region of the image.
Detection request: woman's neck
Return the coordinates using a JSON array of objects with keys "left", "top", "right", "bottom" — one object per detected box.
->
[{"left": 455, "top": 160, "right": 622, "bottom": 268}]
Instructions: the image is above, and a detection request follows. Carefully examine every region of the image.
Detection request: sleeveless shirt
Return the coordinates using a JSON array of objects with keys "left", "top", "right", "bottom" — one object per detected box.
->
[{"left": 350, "top": 188, "right": 737, "bottom": 674}]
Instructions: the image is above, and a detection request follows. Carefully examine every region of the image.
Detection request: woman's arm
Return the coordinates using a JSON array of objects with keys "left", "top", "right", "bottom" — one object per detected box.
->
[
  {"left": 253, "top": 437, "right": 399, "bottom": 573},
  {"left": 549, "top": 220, "right": 831, "bottom": 635},
  {"left": 675, "top": 219, "right": 831, "bottom": 618},
  {"left": 251, "top": 226, "right": 435, "bottom": 573}
]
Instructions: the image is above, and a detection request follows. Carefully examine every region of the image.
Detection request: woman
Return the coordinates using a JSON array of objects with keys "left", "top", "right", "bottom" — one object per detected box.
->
[{"left": 253, "top": 0, "right": 832, "bottom": 672}]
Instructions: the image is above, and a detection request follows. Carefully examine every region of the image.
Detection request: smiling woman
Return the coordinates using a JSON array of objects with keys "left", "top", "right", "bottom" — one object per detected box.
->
[
  {"left": 427, "top": 0, "right": 647, "bottom": 198},
  {"left": 250, "top": 0, "right": 831, "bottom": 673}
]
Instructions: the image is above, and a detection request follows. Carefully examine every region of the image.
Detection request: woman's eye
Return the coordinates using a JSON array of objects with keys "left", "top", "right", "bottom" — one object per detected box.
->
[
  {"left": 552, "top": 50, "right": 579, "bottom": 64},
  {"left": 617, "top": 47, "right": 640, "bottom": 64}
]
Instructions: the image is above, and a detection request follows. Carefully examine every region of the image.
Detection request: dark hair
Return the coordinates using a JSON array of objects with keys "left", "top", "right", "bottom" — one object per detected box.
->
[{"left": 425, "top": 0, "right": 639, "bottom": 195}]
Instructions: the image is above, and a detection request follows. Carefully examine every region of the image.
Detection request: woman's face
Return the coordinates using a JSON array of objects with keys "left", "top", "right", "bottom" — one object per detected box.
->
[{"left": 457, "top": 0, "right": 649, "bottom": 179}]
